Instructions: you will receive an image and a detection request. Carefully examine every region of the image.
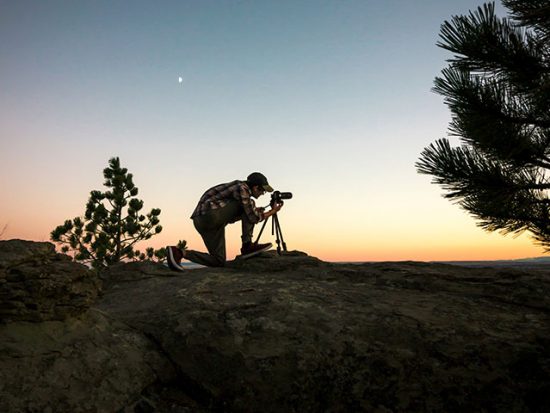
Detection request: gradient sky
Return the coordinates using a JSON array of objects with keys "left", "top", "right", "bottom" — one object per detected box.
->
[{"left": 0, "top": 0, "right": 541, "bottom": 262}]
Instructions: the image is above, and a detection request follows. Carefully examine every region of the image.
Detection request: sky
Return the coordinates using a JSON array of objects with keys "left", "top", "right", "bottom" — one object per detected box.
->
[{"left": 0, "top": 0, "right": 542, "bottom": 262}]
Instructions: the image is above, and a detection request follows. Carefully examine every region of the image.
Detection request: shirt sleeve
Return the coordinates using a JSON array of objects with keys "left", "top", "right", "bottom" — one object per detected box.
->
[{"left": 238, "top": 183, "right": 264, "bottom": 223}]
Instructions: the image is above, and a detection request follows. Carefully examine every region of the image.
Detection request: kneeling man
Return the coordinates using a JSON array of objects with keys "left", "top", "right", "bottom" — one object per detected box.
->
[{"left": 166, "top": 172, "right": 282, "bottom": 269}]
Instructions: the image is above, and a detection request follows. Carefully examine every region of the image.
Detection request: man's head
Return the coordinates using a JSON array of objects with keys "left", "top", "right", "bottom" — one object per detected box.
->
[{"left": 246, "top": 172, "right": 273, "bottom": 198}]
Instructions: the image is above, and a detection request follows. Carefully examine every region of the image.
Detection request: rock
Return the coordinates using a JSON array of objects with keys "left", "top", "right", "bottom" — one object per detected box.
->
[
  {"left": 2, "top": 240, "right": 550, "bottom": 412},
  {"left": 0, "top": 309, "right": 176, "bottom": 413},
  {"left": 0, "top": 239, "right": 60, "bottom": 268},
  {"left": 97, "top": 255, "right": 550, "bottom": 412},
  {"left": 0, "top": 240, "right": 100, "bottom": 322},
  {"left": 226, "top": 250, "right": 323, "bottom": 271},
  {"left": 99, "top": 260, "right": 181, "bottom": 291}
]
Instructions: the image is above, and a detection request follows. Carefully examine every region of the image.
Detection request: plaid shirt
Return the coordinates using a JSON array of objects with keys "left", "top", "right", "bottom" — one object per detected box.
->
[{"left": 191, "top": 180, "right": 264, "bottom": 223}]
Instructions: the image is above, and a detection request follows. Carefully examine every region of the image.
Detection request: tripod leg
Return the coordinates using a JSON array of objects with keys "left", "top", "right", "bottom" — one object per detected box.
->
[
  {"left": 272, "top": 215, "right": 281, "bottom": 254},
  {"left": 273, "top": 215, "right": 287, "bottom": 254},
  {"left": 278, "top": 227, "right": 287, "bottom": 252},
  {"left": 254, "top": 217, "right": 269, "bottom": 244},
  {"left": 277, "top": 216, "right": 287, "bottom": 252}
]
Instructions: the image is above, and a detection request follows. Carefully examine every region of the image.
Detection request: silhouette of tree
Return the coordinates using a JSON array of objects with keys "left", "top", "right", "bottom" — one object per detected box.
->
[
  {"left": 416, "top": 1, "right": 550, "bottom": 250},
  {"left": 51, "top": 157, "right": 170, "bottom": 268}
]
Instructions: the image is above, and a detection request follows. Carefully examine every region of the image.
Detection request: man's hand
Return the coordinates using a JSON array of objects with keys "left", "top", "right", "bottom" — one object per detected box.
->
[
  {"left": 263, "top": 202, "right": 283, "bottom": 220},
  {"left": 271, "top": 202, "right": 283, "bottom": 213}
]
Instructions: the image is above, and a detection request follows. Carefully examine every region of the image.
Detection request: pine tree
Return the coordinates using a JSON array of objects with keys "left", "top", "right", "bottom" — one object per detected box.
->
[
  {"left": 416, "top": 1, "right": 550, "bottom": 250},
  {"left": 51, "top": 157, "right": 166, "bottom": 268}
]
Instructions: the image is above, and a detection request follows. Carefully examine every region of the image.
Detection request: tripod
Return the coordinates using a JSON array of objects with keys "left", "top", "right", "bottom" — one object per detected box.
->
[{"left": 255, "top": 209, "right": 287, "bottom": 255}]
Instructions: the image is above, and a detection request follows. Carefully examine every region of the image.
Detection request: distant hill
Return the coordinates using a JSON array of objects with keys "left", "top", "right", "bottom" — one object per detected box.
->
[{"left": 436, "top": 256, "right": 550, "bottom": 268}]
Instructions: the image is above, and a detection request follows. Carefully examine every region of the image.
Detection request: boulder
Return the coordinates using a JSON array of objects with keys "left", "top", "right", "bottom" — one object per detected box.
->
[
  {"left": 97, "top": 253, "right": 550, "bottom": 412},
  {"left": 0, "top": 240, "right": 100, "bottom": 322}
]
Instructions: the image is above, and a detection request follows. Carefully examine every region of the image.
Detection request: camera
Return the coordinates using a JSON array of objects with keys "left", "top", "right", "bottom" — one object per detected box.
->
[{"left": 271, "top": 190, "right": 292, "bottom": 205}]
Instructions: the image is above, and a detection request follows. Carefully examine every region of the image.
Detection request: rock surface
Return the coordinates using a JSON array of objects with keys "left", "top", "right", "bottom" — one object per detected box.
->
[
  {"left": 0, "top": 240, "right": 100, "bottom": 322},
  {"left": 0, "top": 241, "right": 177, "bottom": 413},
  {"left": 0, "top": 309, "right": 175, "bottom": 413},
  {"left": 1, "top": 241, "right": 550, "bottom": 412},
  {"left": 97, "top": 251, "right": 550, "bottom": 412}
]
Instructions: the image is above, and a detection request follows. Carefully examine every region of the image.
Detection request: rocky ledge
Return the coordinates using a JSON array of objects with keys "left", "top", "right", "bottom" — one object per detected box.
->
[
  {"left": 0, "top": 240, "right": 100, "bottom": 322},
  {"left": 1, "top": 241, "right": 550, "bottom": 412}
]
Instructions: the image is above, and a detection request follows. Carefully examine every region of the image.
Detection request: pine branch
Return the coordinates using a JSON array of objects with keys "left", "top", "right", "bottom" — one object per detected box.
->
[
  {"left": 121, "top": 222, "right": 154, "bottom": 250},
  {"left": 438, "top": 3, "right": 547, "bottom": 82},
  {"left": 527, "top": 159, "right": 550, "bottom": 169},
  {"left": 434, "top": 69, "right": 550, "bottom": 129},
  {"left": 420, "top": 1, "right": 550, "bottom": 249},
  {"left": 58, "top": 231, "right": 99, "bottom": 265},
  {"left": 503, "top": 0, "right": 550, "bottom": 35}
]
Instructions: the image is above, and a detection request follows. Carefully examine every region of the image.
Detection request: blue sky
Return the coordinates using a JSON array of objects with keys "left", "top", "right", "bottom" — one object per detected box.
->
[{"left": 1, "top": 0, "right": 536, "bottom": 261}]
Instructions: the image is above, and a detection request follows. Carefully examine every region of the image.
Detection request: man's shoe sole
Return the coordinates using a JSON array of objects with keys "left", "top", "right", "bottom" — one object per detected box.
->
[
  {"left": 238, "top": 243, "right": 273, "bottom": 260},
  {"left": 166, "top": 247, "right": 185, "bottom": 271}
]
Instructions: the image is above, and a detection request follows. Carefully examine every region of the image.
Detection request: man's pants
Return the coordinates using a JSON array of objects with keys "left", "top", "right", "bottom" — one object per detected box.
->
[{"left": 185, "top": 200, "right": 255, "bottom": 267}]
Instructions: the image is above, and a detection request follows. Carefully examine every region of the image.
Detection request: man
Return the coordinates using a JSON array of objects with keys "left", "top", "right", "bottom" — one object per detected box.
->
[{"left": 166, "top": 172, "right": 283, "bottom": 269}]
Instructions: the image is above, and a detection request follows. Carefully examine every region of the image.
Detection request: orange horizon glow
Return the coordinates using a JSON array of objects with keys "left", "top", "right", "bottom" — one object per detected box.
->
[
  {"left": 3, "top": 216, "right": 542, "bottom": 264},
  {"left": 2, "top": 184, "right": 544, "bottom": 264}
]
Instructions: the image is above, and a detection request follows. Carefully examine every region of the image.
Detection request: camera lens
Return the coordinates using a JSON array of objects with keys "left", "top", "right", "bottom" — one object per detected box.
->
[{"left": 271, "top": 191, "right": 292, "bottom": 202}]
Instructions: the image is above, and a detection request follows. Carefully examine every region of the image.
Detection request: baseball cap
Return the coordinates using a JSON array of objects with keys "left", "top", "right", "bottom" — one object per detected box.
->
[{"left": 246, "top": 172, "right": 273, "bottom": 192}]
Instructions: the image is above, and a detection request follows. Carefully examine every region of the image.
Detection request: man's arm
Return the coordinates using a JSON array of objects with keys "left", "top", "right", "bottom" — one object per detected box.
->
[{"left": 261, "top": 202, "right": 283, "bottom": 220}]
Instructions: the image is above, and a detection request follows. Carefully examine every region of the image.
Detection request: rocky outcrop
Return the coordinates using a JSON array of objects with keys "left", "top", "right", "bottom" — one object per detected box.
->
[
  {"left": 0, "top": 309, "right": 175, "bottom": 413},
  {"left": 98, "top": 252, "right": 550, "bottom": 412},
  {"left": 0, "top": 241, "right": 175, "bottom": 413},
  {"left": 2, "top": 241, "right": 550, "bottom": 412},
  {"left": 0, "top": 240, "right": 100, "bottom": 322}
]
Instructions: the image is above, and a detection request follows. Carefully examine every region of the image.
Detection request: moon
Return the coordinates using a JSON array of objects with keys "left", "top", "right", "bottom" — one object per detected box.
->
[{"left": 178, "top": 76, "right": 183, "bottom": 84}]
